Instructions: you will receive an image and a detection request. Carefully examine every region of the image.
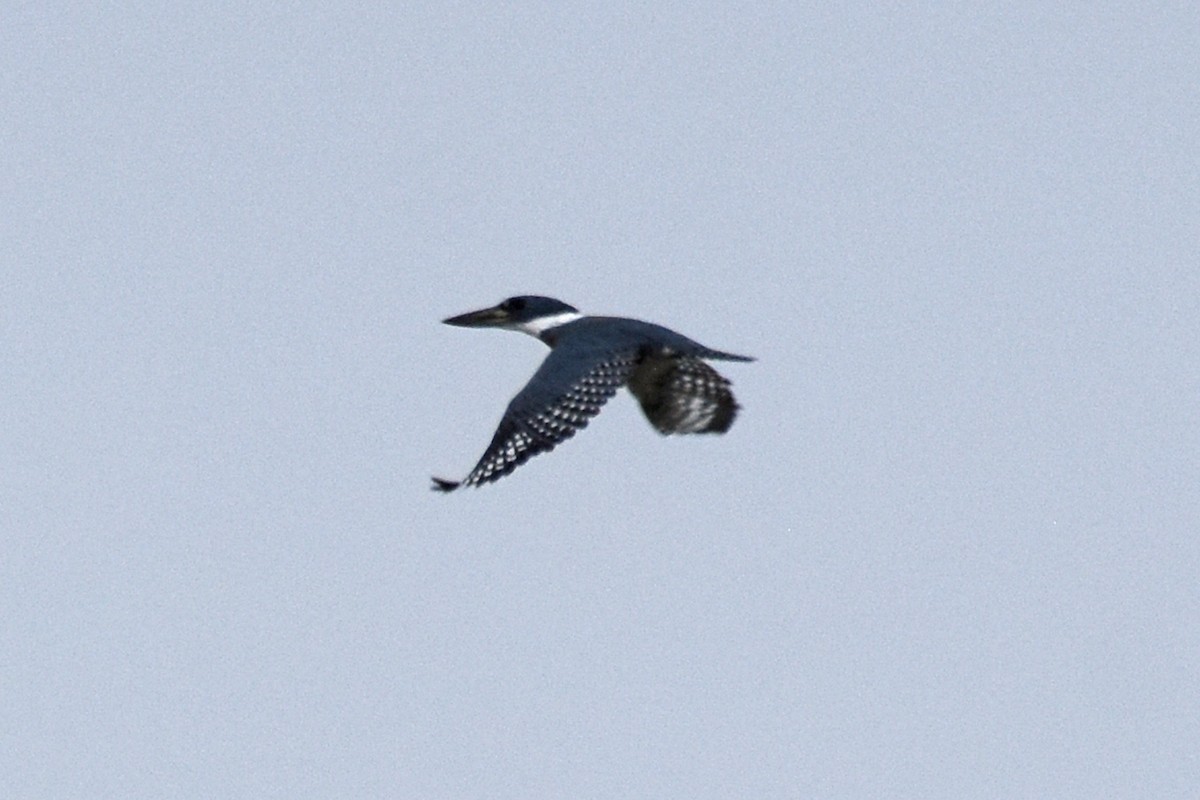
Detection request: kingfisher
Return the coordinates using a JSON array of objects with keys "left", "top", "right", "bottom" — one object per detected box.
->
[{"left": 431, "top": 295, "right": 754, "bottom": 492}]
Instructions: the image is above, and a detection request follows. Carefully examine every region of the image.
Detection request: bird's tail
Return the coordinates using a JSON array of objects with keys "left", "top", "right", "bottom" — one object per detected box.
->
[{"left": 701, "top": 349, "right": 755, "bottom": 362}]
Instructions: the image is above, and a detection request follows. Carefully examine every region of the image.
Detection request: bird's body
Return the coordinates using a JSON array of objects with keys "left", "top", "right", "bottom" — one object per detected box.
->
[{"left": 432, "top": 296, "right": 753, "bottom": 491}]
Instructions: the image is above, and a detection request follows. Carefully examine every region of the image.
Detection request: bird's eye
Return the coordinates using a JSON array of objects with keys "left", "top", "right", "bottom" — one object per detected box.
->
[{"left": 502, "top": 298, "right": 525, "bottom": 312}]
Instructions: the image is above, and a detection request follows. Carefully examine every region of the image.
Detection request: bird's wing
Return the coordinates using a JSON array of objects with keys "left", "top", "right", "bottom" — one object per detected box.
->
[
  {"left": 627, "top": 355, "right": 740, "bottom": 435},
  {"left": 432, "top": 345, "right": 639, "bottom": 491}
]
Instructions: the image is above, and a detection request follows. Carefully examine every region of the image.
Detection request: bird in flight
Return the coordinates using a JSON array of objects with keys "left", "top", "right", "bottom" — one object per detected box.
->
[{"left": 432, "top": 296, "right": 753, "bottom": 492}]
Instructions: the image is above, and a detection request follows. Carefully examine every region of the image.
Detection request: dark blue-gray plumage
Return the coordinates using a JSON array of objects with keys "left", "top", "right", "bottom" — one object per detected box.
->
[{"left": 432, "top": 296, "right": 754, "bottom": 492}]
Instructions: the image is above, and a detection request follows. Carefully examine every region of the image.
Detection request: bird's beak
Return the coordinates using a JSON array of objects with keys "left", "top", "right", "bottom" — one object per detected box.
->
[{"left": 442, "top": 304, "right": 510, "bottom": 328}]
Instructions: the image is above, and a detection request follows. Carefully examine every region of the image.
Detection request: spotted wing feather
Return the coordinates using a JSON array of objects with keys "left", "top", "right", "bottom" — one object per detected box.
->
[
  {"left": 627, "top": 355, "right": 740, "bottom": 435},
  {"left": 432, "top": 347, "right": 639, "bottom": 491}
]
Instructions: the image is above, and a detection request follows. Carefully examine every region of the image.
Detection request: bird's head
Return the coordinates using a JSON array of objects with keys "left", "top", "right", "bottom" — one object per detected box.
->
[{"left": 442, "top": 296, "right": 581, "bottom": 337}]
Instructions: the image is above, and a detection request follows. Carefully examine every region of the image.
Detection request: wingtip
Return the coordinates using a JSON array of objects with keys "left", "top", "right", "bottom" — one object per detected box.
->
[{"left": 431, "top": 477, "right": 461, "bottom": 493}]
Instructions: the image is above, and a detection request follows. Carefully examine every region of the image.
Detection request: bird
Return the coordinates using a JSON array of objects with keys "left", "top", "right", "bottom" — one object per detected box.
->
[{"left": 431, "top": 295, "right": 753, "bottom": 492}]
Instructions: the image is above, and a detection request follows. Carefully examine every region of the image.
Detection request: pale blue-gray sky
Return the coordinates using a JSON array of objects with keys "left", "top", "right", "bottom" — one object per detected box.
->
[{"left": 3, "top": 3, "right": 1197, "bottom": 798}]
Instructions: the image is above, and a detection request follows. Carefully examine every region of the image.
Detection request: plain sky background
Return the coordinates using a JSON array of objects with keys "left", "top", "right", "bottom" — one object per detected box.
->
[{"left": 3, "top": 3, "right": 1197, "bottom": 798}]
